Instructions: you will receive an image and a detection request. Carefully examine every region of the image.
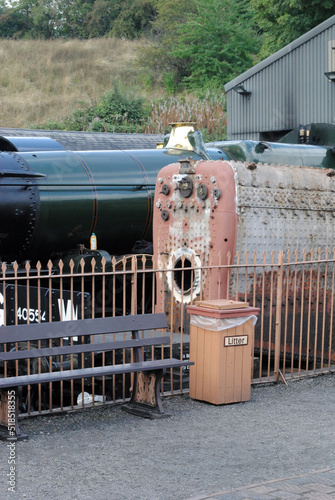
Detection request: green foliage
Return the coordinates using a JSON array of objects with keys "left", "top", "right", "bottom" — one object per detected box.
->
[
  {"left": 1, "top": 0, "right": 333, "bottom": 72},
  {"left": 0, "top": 0, "right": 157, "bottom": 39},
  {"left": 46, "top": 84, "right": 151, "bottom": 133},
  {"left": 162, "top": 71, "right": 179, "bottom": 94},
  {"left": 138, "top": 0, "right": 197, "bottom": 92},
  {"left": 142, "top": 0, "right": 260, "bottom": 91},
  {"left": 84, "top": 0, "right": 117, "bottom": 37},
  {"left": 151, "top": 0, "right": 197, "bottom": 37},
  {"left": 0, "top": 0, "right": 35, "bottom": 38},
  {"left": 110, "top": 0, "right": 156, "bottom": 39},
  {"left": 251, "top": 0, "right": 334, "bottom": 59},
  {"left": 62, "top": 99, "right": 98, "bottom": 131},
  {"left": 60, "top": 0, "right": 98, "bottom": 38},
  {"left": 29, "top": 0, "right": 58, "bottom": 38},
  {"left": 91, "top": 84, "right": 150, "bottom": 132},
  {"left": 169, "top": 0, "right": 261, "bottom": 89}
]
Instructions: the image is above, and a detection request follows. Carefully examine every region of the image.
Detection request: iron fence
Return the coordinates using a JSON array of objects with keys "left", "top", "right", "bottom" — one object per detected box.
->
[{"left": 0, "top": 247, "right": 334, "bottom": 417}]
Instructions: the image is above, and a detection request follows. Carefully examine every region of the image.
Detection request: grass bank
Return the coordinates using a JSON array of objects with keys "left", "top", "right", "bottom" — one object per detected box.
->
[
  {"left": 0, "top": 38, "right": 154, "bottom": 128},
  {"left": 0, "top": 38, "right": 226, "bottom": 138}
]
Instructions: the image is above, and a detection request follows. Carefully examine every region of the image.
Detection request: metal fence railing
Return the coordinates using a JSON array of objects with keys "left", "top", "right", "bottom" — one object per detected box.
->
[{"left": 1, "top": 247, "right": 334, "bottom": 417}]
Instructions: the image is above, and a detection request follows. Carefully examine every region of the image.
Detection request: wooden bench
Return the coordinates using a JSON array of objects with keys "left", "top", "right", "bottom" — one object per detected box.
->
[{"left": 0, "top": 313, "right": 193, "bottom": 439}]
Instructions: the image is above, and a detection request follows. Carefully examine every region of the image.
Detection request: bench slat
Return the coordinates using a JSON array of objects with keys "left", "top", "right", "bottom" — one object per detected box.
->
[
  {"left": 0, "top": 336, "right": 171, "bottom": 362},
  {"left": 0, "top": 313, "right": 168, "bottom": 343},
  {"left": 0, "top": 358, "right": 193, "bottom": 387}
]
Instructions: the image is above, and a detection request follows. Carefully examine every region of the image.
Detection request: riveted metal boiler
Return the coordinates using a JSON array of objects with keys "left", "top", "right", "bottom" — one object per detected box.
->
[{"left": 153, "top": 157, "right": 335, "bottom": 346}]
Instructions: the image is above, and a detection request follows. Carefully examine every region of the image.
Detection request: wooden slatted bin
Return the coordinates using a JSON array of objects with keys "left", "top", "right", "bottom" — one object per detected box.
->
[{"left": 187, "top": 300, "right": 259, "bottom": 405}]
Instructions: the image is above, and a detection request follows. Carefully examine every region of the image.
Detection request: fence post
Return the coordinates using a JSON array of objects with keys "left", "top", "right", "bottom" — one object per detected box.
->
[
  {"left": 274, "top": 251, "right": 283, "bottom": 382},
  {"left": 131, "top": 255, "right": 137, "bottom": 316}
]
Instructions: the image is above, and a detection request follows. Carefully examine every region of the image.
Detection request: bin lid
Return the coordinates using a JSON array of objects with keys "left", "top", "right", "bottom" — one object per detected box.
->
[
  {"left": 187, "top": 303, "right": 260, "bottom": 319},
  {"left": 194, "top": 299, "right": 249, "bottom": 310}
]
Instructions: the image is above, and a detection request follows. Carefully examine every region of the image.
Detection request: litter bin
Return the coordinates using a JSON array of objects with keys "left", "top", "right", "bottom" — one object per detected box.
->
[{"left": 187, "top": 299, "right": 259, "bottom": 405}]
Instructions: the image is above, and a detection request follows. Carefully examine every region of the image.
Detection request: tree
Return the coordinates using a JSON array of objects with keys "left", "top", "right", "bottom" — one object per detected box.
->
[
  {"left": 0, "top": 0, "right": 36, "bottom": 38},
  {"left": 168, "top": 0, "right": 261, "bottom": 89},
  {"left": 60, "top": 0, "right": 98, "bottom": 38},
  {"left": 0, "top": 0, "right": 158, "bottom": 39},
  {"left": 110, "top": 0, "right": 156, "bottom": 39},
  {"left": 84, "top": 0, "right": 118, "bottom": 37},
  {"left": 0, "top": 0, "right": 91, "bottom": 38},
  {"left": 29, "top": 0, "right": 59, "bottom": 38},
  {"left": 251, "top": 0, "right": 334, "bottom": 59},
  {"left": 139, "top": 0, "right": 197, "bottom": 92}
]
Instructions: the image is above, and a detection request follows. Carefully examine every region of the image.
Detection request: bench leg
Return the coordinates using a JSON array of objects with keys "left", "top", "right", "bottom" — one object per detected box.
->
[
  {"left": 122, "top": 370, "right": 170, "bottom": 419},
  {"left": 0, "top": 389, "right": 28, "bottom": 441}
]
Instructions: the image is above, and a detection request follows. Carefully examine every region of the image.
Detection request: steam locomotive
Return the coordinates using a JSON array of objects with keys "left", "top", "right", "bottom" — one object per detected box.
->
[
  {"left": 0, "top": 122, "right": 334, "bottom": 319},
  {"left": 1, "top": 122, "right": 335, "bottom": 265},
  {"left": 1, "top": 123, "right": 335, "bottom": 408}
]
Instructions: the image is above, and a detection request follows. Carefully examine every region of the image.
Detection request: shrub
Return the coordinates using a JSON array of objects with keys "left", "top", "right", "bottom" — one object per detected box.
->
[
  {"left": 93, "top": 84, "right": 150, "bottom": 131},
  {"left": 42, "top": 83, "right": 151, "bottom": 133}
]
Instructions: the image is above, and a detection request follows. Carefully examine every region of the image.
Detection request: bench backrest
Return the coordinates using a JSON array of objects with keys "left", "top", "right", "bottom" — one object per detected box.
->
[
  {"left": 0, "top": 313, "right": 170, "bottom": 362},
  {"left": 0, "top": 313, "right": 168, "bottom": 343}
]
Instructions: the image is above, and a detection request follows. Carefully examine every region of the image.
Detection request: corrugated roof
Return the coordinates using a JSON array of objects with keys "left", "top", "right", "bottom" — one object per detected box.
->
[
  {"left": 0, "top": 128, "right": 164, "bottom": 150},
  {"left": 225, "top": 15, "right": 335, "bottom": 92}
]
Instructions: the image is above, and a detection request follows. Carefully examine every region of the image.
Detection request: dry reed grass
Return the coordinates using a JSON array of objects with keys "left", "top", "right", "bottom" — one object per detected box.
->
[
  {"left": 145, "top": 94, "right": 227, "bottom": 138},
  {"left": 0, "top": 38, "right": 154, "bottom": 128}
]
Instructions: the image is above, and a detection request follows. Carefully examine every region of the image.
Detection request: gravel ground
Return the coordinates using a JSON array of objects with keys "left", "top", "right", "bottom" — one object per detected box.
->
[{"left": 1, "top": 373, "right": 335, "bottom": 500}]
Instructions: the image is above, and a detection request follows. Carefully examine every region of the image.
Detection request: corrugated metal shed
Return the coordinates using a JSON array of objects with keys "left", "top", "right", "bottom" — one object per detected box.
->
[{"left": 224, "top": 16, "right": 335, "bottom": 141}]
